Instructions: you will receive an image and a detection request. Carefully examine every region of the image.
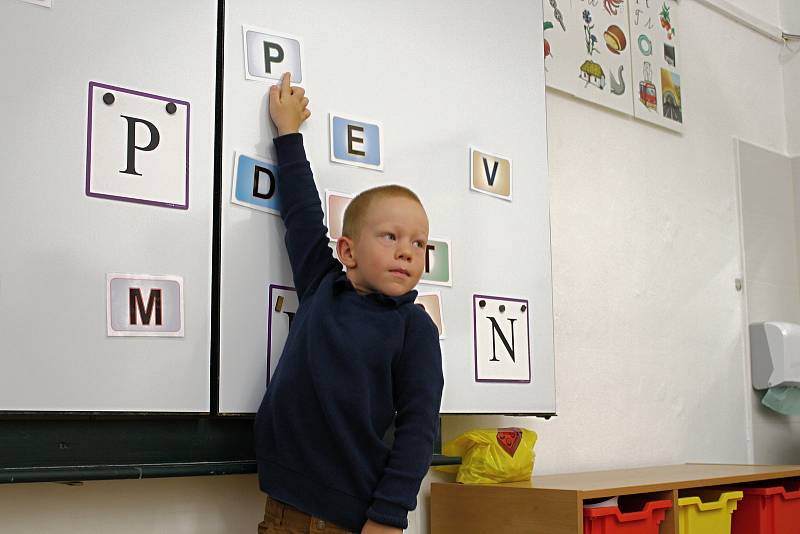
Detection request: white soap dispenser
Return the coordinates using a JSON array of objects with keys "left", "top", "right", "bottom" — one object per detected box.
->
[{"left": 750, "top": 322, "right": 800, "bottom": 389}]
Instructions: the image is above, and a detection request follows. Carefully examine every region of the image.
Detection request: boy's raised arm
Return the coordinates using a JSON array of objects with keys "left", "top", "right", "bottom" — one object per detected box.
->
[{"left": 269, "top": 73, "right": 340, "bottom": 299}]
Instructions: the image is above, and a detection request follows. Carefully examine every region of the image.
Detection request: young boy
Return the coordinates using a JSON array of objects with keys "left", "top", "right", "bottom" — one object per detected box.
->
[{"left": 255, "top": 73, "right": 444, "bottom": 534}]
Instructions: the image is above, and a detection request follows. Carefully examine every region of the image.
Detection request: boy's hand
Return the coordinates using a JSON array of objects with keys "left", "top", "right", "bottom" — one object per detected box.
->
[
  {"left": 269, "top": 72, "right": 311, "bottom": 136},
  {"left": 361, "top": 519, "right": 402, "bottom": 534}
]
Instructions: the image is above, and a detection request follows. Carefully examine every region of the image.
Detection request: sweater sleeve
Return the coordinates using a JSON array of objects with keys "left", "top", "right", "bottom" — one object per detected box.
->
[
  {"left": 273, "top": 133, "right": 341, "bottom": 299},
  {"left": 366, "top": 309, "right": 444, "bottom": 529}
]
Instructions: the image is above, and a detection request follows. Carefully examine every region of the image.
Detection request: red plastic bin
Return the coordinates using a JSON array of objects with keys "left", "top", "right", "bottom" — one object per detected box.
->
[
  {"left": 583, "top": 500, "right": 672, "bottom": 534},
  {"left": 731, "top": 485, "right": 800, "bottom": 534}
]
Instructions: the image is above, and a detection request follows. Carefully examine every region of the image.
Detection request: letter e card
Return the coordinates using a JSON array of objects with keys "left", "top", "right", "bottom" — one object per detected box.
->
[{"left": 329, "top": 113, "right": 383, "bottom": 171}]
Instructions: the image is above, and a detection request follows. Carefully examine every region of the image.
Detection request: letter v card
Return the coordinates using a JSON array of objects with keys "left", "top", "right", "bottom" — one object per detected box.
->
[{"left": 470, "top": 146, "right": 512, "bottom": 201}]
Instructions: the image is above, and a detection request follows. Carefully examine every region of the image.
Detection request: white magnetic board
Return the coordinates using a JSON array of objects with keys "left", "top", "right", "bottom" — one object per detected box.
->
[
  {"left": 0, "top": 0, "right": 217, "bottom": 412},
  {"left": 218, "top": 0, "right": 556, "bottom": 414}
]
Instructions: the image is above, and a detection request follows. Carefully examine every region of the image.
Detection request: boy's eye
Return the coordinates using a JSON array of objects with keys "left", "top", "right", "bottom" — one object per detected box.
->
[
  {"left": 413, "top": 240, "right": 426, "bottom": 248},
  {"left": 382, "top": 233, "right": 396, "bottom": 241}
]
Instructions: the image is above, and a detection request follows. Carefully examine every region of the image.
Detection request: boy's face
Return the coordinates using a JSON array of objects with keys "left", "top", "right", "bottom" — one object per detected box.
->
[{"left": 339, "top": 196, "right": 429, "bottom": 297}]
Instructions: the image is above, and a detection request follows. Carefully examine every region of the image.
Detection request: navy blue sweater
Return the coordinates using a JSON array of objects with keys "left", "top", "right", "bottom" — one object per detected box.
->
[{"left": 254, "top": 133, "right": 444, "bottom": 531}]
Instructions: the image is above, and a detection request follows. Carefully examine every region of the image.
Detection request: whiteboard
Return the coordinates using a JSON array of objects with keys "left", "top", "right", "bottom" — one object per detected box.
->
[
  {"left": 0, "top": 0, "right": 217, "bottom": 412},
  {"left": 218, "top": 0, "right": 556, "bottom": 414}
]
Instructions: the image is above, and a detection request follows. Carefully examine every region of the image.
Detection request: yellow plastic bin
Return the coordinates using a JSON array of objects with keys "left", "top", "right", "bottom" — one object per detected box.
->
[{"left": 677, "top": 491, "right": 743, "bottom": 534}]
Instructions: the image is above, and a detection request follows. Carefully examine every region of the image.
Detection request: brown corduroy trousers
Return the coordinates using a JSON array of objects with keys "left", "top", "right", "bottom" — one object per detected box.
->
[{"left": 258, "top": 495, "right": 356, "bottom": 534}]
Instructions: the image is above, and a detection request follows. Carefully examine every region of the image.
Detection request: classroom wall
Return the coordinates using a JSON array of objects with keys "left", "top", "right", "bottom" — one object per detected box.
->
[
  {"left": 1, "top": 2, "right": 798, "bottom": 534},
  {"left": 455, "top": 0, "right": 788, "bottom": 471},
  {"left": 737, "top": 140, "right": 800, "bottom": 464},
  {"left": 726, "top": 0, "right": 782, "bottom": 28},
  {"left": 0, "top": 476, "right": 265, "bottom": 534},
  {"left": 784, "top": 44, "right": 800, "bottom": 155}
]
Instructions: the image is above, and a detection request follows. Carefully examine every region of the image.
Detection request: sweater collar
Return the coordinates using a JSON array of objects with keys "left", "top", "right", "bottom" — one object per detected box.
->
[{"left": 333, "top": 272, "right": 418, "bottom": 307}]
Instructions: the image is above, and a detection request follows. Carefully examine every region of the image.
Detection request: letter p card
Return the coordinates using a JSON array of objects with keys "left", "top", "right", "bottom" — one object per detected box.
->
[
  {"left": 473, "top": 294, "right": 531, "bottom": 382},
  {"left": 242, "top": 26, "right": 303, "bottom": 83},
  {"left": 86, "top": 82, "right": 189, "bottom": 209}
]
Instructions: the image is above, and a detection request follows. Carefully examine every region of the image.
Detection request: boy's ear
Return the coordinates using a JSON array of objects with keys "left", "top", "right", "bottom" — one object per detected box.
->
[{"left": 336, "top": 236, "right": 357, "bottom": 268}]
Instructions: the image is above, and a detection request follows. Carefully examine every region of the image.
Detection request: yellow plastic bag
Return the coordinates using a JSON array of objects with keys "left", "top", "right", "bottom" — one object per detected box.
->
[{"left": 436, "top": 427, "right": 537, "bottom": 484}]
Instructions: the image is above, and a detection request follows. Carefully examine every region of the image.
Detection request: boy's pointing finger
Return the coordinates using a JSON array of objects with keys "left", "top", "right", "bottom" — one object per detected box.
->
[{"left": 280, "top": 72, "right": 291, "bottom": 99}]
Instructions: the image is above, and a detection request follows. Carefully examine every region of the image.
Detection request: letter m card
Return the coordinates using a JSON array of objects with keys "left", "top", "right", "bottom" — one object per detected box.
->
[
  {"left": 86, "top": 82, "right": 189, "bottom": 209},
  {"left": 473, "top": 294, "right": 531, "bottom": 383},
  {"left": 107, "top": 273, "right": 184, "bottom": 337}
]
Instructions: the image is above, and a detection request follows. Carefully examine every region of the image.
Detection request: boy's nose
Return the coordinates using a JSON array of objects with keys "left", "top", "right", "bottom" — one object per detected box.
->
[{"left": 396, "top": 244, "right": 412, "bottom": 260}]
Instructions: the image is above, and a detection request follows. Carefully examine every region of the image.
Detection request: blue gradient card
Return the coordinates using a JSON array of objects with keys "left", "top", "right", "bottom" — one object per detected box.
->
[
  {"left": 232, "top": 152, "right": 282, "bottom": 214},
  {"left": 329, "top": 114, "right": 383, "bottom": 170}
]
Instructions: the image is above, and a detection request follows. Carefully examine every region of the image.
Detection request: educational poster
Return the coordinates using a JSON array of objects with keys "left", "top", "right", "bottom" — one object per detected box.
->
[
  {"left": 231, "top": 152, "right": 282, "bottom": 214},
  {"left": 107, "top": 273, "right": 184, "bottom": 337},
  {"left": 543, "top": 0, "right": 634, "bottom": 115},
  {"left": 420, "top": 237, "right": 452, "bottom": 287},
  {"left": 325, "top": 190, "right": 354, "bottom": 240},
  {"left": 415, "top": 292, "right": 445, "bottom": 339},
  {"left": 86, "top": 81, "right": 190, "bottom": 209},
  {"left": 242, "top": 26, "right": 303, "bottom": 83},
  {"left": 266, "top": 284, "right": 297, "bottom": 385},
  {"left": 329, "top": 113, "right": 384, "bottom": 171},
  {"left": 470, "top": 147, "right": 512, "bottom": 201},
  {"left": 629, "top": 0, "right": 682, "bottom": 131},
  {"left": 543, "top": 0, "right": 581, "bottom": 92},
  {"left": 473, "top": 294, "right": 531, "bottom": 383}
]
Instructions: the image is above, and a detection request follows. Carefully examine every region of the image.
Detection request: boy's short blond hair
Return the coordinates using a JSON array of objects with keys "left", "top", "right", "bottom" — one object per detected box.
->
[{"left": 342, "top": 185, "right": 424, "bottom": 239}]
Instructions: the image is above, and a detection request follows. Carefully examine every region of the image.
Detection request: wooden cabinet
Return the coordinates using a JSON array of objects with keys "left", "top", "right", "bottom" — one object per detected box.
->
[{"left": 431, "top": 463, "right": 800, "bottom": 533}]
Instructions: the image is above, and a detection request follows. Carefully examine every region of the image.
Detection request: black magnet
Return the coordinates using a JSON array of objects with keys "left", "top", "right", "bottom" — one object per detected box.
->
[
  {"left": 166, "top": 102, "right": 177, "bottom": 114},
  {"left": 479, "top": 300, "right": 486, "bottom": 308},
  {"left": 499, "top": 305, "right": 506, "bottom": 313},
  {"left": 102, "top": 92, "right": 115, "bottom": 105},
  {"left": 521, "top": 305, "right": 527, "bottom": 312}
]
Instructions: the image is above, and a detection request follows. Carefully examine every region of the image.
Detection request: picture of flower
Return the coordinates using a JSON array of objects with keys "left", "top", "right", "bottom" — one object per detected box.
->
[{"left": 583, "top": 9, "right": 600, "bottom": 55}]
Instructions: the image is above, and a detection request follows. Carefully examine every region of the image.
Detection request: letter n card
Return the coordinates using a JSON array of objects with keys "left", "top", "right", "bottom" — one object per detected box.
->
[
  {"left": 470, "top": 147, "right": 512, "bottom": 201},
  {"left": 107, "top": 273, "right": 184, "bottom": 337},
  {"left": 329, "top": 113, "right": 383, "bottom": 171},
  {"left": 267, "top": 284, "right": 298, "bottom": 384},
  {"left": 473, "top": 294, "right": 531, "bottom": 382},
  {"left": 86, "top": 82, "right": 189, "bottom": 209}
]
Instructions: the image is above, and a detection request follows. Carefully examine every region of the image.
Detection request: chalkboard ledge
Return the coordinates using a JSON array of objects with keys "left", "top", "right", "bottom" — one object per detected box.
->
[{"left": 1, "top": 456, "right": 461, "bottom": 484}]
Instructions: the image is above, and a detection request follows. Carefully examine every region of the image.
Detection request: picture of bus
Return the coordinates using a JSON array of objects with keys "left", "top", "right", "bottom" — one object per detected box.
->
[{"left": 639, "top": 80, "right": 657, "bottom": 111}]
